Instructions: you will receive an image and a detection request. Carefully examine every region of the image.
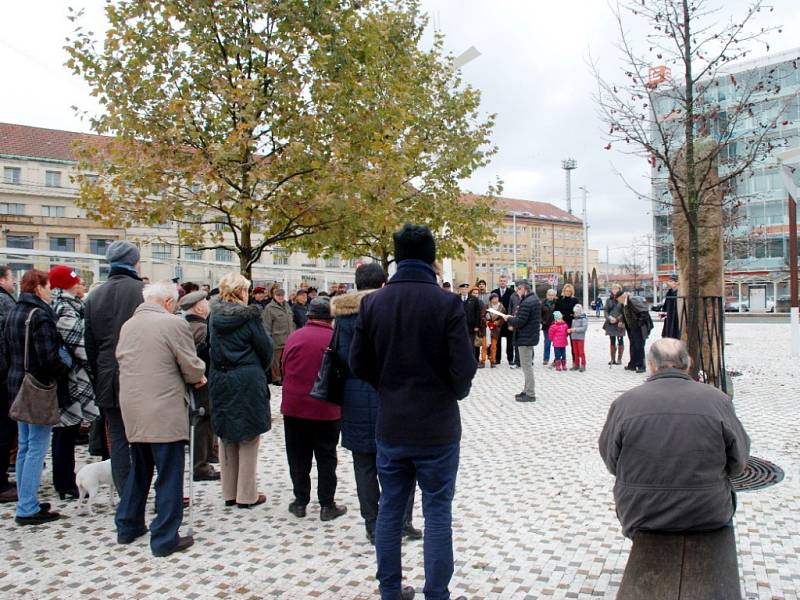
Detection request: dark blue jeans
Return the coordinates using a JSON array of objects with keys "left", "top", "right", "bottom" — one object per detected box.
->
[
  {"left": 115, "top": 441, "right": 184, "bottom": 555},
  {"left": 376, "top": 441, "right": 460, "bottom": 600}
]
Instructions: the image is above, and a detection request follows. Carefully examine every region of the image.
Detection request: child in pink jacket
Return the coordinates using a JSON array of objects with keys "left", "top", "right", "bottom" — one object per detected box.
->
[{"left": 548, "top": 311, "right": 570, "bottom": 371}]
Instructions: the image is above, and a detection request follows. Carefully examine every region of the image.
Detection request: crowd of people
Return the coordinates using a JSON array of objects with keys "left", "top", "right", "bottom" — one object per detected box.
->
[{"left": 0, "top": 227, "right": 747, "bottom": 600}]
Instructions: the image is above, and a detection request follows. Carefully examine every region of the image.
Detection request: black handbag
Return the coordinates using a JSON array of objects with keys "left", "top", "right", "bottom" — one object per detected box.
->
[
  {"left": 8, "top": 308, "right": 60, "bottom": 426},
  {"left": 309, "top": 324, "right": 347, "bottom": 406}
]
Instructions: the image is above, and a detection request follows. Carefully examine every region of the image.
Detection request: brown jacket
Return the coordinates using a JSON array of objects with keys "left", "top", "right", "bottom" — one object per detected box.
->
[{"left": 117, "top": 303, "right": 206, "bottom": 443}]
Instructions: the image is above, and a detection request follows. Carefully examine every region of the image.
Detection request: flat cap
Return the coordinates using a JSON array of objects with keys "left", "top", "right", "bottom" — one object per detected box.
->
[{"left": 179, "top": 290, "right": 208, "bottom": 311}]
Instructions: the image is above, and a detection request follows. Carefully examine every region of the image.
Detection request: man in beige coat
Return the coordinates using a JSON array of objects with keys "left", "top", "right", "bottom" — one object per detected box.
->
[{"left": 115, "top": 281, "right": 207, "bottom": 557}]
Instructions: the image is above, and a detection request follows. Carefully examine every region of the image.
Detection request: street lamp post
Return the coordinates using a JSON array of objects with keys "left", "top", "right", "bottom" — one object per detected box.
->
[
  {"left": 579, "top": 187, "right": 589, "bottom": 310},
  {"left": 512, "top": 212, "right": 518, "bottom": 280}
]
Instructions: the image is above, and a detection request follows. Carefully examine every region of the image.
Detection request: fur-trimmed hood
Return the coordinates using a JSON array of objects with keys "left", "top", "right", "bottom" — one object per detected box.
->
[{"left": 330, "top": 289, "right": 379, "bottom": 317}]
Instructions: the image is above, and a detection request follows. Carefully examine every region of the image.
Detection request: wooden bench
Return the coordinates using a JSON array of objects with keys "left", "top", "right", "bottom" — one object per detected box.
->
[{"left": 617, "top": 527, "right": 741, "bottom": 600}]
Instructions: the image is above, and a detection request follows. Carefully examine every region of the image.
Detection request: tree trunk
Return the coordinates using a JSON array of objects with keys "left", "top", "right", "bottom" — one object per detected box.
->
[{"left": 238, "top": 222, "right": 253, "bottom": 281}]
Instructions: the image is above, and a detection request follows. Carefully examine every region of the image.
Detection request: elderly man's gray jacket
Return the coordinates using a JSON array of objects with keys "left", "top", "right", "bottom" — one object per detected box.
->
[{"left": 598, "top": 369, "right": 750, "bottom": 539}]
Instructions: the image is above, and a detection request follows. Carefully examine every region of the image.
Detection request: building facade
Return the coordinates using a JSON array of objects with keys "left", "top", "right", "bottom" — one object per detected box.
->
[
  {"left": 0, "top": 123, "right": 358, "bottom": 289},
  {"left": 652, "top": 48, "right": 800, "bottom": 304},
  {"left": 452, "top": 196, "right": 598, "bottom": 290}
]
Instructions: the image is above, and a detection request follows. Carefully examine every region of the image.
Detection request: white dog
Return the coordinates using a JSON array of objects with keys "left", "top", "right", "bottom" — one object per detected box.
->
[{"left": 75, "top": 459, "right": 115, "bottom": 515}]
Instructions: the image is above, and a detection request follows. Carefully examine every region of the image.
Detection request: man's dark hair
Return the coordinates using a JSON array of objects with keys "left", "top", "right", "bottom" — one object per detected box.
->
[
  {"left": 182, "top": 281, "right": 199, "bottom": 293},
  {"left": 355, "top": 263, "right": 387, "bottom": 291},
  {"left": 478, "top": 279, "right": 486, "bottom": 286},
  {"left": 0, "top": 265, "right": 10, "bottom": 279}
]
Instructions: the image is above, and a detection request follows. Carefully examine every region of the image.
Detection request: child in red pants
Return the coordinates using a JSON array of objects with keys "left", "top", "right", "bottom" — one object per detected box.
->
[{"left": 569, "top": 304, "right": 588, "bottom": 371}]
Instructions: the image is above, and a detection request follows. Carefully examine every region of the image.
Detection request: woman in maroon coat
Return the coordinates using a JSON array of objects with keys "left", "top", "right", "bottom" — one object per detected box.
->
[{"left": 281, "top": 297, "right": 347, "bottom": 521}]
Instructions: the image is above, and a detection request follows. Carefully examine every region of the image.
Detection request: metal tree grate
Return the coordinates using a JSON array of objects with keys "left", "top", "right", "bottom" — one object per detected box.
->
[{"left": 730, "top": 457, "right": 784, "bottom": 492}]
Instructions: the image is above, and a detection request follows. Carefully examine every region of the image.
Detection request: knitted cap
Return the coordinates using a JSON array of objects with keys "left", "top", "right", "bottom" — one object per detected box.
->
[
  {"left": 553, "top": 311, "right": 563, "bottom": 319},
  {"left": 393, "top": 223, "right": 436, "bottom": 265},
  {"left": 48, "top": 265, "right": 81, "bottom": 290},
  {"left": 307, "top": 297, "right": 332, "bottom": 320},
  {"left": 105, "top": 240, "right": 140, "bottom": 266}
]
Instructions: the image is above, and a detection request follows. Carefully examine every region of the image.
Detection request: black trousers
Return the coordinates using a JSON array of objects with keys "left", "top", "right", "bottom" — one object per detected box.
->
[
  {"left": 192, "top": 415, "right": 215, "bottom": 476},
  {"left": 52, "top": 423, "right": 80, "bottom": 493},
  {"left": 0, "top": 408, "right": 16, "bottom": 492},
  {"left": 504, "top": 327, "right": 515, "bottom": 364},
  {"left": 352, "top": 450, "right": 415, "bottom": 534},
  {"left": 105, "top": 407, "right": 131, "bottom": 495},
  {"left": 284, "top": 416, "right": 340, "bottom": 507},
  {"left": 627, "top": 326, "right": 646, "bottom": 369}
]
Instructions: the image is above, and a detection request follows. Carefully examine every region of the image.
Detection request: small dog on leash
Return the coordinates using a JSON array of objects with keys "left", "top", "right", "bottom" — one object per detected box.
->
[{"left": 75, "top": 459, "right": 115, "bottom": 515}]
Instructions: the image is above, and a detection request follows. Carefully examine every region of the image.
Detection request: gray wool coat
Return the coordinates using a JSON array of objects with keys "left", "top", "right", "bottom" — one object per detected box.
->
[{"left": 598, "top": 369, "right": 750, "bottom": 539}]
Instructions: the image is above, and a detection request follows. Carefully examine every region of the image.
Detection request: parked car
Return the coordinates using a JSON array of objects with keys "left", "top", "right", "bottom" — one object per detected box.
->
[{"left": 724, "top": 298, "right": 749, "bottom": 312}]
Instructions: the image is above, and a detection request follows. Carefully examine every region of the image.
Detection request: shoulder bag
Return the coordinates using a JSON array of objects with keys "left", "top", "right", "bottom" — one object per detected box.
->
[
  {"left": 8, "top": 308, "right": 60, "bottom": 426},
  {"left": 309, "top": 325, "right": 347, "bottom": 406}
]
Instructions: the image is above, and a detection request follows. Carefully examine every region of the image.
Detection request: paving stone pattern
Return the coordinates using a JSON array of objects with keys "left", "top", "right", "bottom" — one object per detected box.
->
[{"left": 0, "top": 319, "right": 798, "bottom": 599}]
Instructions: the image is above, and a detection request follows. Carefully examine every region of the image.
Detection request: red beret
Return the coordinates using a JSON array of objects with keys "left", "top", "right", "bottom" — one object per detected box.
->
[{"left": 48, "top": 265, "right": 81, "bottom": 290}]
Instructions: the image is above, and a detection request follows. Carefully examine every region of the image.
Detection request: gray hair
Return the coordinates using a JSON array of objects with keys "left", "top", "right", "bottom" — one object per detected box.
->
[
  {"left": 143, "top": 281, "right": 179, "bottom": 304},
  {"left": 546, "top": 288, "right": 556, "bottom": 296},
  {"left": 647, "top": 338, "right": 690, "bottom": 372}
]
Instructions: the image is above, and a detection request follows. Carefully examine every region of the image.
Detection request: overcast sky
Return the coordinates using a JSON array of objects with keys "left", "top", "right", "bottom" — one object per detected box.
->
[{"left": 2, "top": 0, "right": 799, "bottom": 263}]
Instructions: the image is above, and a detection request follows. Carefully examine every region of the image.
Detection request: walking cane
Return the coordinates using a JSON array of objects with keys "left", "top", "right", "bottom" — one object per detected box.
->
[{"left": 187, "top": 387, "right": 205, "bottom": 537}]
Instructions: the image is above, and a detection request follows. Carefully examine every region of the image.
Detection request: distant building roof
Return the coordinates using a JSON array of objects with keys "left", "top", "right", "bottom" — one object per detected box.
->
[
  {"left": 462, "top": 193, "right": 582, "bottom": 224},
  {"left": 0, "top": 122, "right": 105, "bottom": 163}
]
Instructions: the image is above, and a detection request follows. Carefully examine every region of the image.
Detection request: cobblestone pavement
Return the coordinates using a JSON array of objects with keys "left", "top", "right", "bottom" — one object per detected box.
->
[{"left": 0, "top": 319, "right": 798, "bottom": 599}]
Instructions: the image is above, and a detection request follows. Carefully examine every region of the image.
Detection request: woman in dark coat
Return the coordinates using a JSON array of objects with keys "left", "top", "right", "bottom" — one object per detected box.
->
[
  {"left": 555, "top": 283, "right": 579, "bottom": 328},
  {"left": 603, "top": 284, "right": 626, "bottom": 365},
  {"left": 208, "top": 273, "right": 273, "bottom": 509},
  {"left": 5, "top": 269, "right": 69, "bottom": 525}
]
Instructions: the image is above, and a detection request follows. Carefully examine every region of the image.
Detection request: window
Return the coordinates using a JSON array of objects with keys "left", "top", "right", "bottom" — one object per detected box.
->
[
  {"left": 183, "top": 247, "right": 203, "bottom": 261},
  {"left": 3, "top": 167, "right": 20, "bottom": 184},
  {"left": 272, "top": 247, "right": 288, "bottom": 266},
  {"left": 214, "top": 221, "right": 227, "bottom": 232},
  {"left": 89, "top": 238, "right": 116, "bottom": 256},
  {"left": 42, "top": 205, "right": 66, "bottom": 218},
  {"left": 0, "top": 203, "right": 25, "bottom": 215},
  {"left": 50, "top": 237, "right": 75, "bottom": 252},
  {"left": 45, "top": 171, "right": 62, "bottom": 188},
  {"left": 152, "top": 244, "right": 173, "bottom": 260},
  {"left": 7, "top": 234, "right": 34, "bottom": 249},
  {"left": 325, "top": 257, "right": 341, "bottom": 268},
  {"left": 216, "top": 248, "right": 234, "bottom": 262}
]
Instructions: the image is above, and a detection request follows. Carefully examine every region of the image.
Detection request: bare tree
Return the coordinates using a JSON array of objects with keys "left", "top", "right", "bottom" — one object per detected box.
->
[{"left": 594, "top": 0, "right": 792, "bottom": 383}]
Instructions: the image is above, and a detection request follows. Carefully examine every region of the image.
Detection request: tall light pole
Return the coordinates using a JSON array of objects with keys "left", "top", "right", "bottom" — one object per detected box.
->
[
  {"left": 441, "top": 45, "right": 481, "bottom": 287},
  {"left": 512, "top": 212, "right": 518, "bottom": 280},
  {"left": 579, "top": 187, "right": 589, "bottom": 310},
  {"left": 561, "top": 158, "right": 577, "bottom": 214}
]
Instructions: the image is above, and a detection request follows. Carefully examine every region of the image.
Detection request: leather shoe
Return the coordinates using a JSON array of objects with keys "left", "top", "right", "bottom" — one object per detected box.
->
[
  {"left": 399, "top": 586, "right": 415, "bottom": 600},
  {"left": 320, "top": 503, "right": 347, "bottom": 521},
  {"left": 402, "top": 522, "right": 422, "bottom": 540},
  {"left": 16, "top": 509, "right": 61, "bottom": 526},
  {"left": 288, "top": 500, "right": 307, "bottom": 518},
  {"left": 238, "top": 493, "right": 266, "bottom": 509},
  {"left": 516, "top": 394, "right": 536, "bottom": 403},
  {"left": 0, "top": 485, "right": 18, "bottom": 503},
  {"left": 193, "top": 470, "right": 220, "bottom": 482},
  {"left": 152, "top": 535, "right": 194, "bottom": 557},
  {"left": 118, "top": 526, "right": 148, "bottom": 544},
  {"left": 635, "top": 367, "right": 646, "bottom": 373},
  {"left": 59, "top": 488, "right": 80, "bottom": 500}
]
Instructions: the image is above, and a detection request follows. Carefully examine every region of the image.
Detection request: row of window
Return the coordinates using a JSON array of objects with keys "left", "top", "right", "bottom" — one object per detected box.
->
[
  {"left": 3, "top": 166, "right": 63, "bottom": 188},
  {"left": 0, "top": 202, "right": 69, "bottom": 217}
]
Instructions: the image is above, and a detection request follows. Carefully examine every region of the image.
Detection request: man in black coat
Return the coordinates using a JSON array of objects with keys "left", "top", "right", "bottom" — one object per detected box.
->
[
  {"left": 350, "top": 224, "right": 475, "bottom": 600},
  {"left": 85, "top": 241, "right": 144, "bottom": 494},
  {"left": 502, "top": 279, "right": 541, "bottom": 402},
  {"left": 491, "top": 275, "right": 515, "bottom": 365},
  {"left": 458, "top": 283, "right": 482, "bottom": 363},
  {"left": 0, "top": 265, "right": 17, "bottom": 503},
  {"left": 621, "top": 293, "right": 653, "bottom": 373},
  {"left": 661, "top": 275, "right": 680, "bottom": 339}
]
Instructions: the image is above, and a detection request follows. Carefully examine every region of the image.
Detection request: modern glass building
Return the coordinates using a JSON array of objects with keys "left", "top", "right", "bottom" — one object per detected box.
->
[{"left": 652, "top": 48, "right": 800, "bottom": 307}]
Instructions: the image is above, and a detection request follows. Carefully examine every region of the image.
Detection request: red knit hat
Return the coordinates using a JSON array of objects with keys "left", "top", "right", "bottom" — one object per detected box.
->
[{"left": 48, "top": 265, "right": 82, "bottom": 290}]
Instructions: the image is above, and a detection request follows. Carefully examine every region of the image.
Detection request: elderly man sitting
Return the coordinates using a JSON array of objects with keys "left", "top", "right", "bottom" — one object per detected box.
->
[
  {"left": 115, "top": 281, "right": 207, "bottom": 557},
  {"left": 598, "top": 338, "right": 750, "bottom": 539}
]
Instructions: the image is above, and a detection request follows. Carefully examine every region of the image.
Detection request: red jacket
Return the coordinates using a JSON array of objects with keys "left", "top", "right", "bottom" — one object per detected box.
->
[
  {"left": 548, "top": 321, "right": 570, "bottom": 348},
  {"left": 281, "top": 320, "right": 341, "bottom": 421}
]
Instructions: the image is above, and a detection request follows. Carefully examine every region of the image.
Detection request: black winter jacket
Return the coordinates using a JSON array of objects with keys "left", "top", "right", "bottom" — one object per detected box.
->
[
  {"left": 507, "top": 293, "right": 542, "bottom": 347},
  {"left": 555, "top": 295, "right": 578, "bottom": 328},
  {"left": 350, "top": 260, "right": 477, "bottom": 447},
  {"left": 208, "top": 299, "right": 273, "bottom": 443},
  {"left": 331, "top": 290, "right": 379, "bottom": 454},
  {"left": 5, "top": 293, "right": 70, "bottom": 410},
  {"left": 84, "top": 267, "right": 143, "bottom": 409},
  {"left": 461, "top": 295, "right": 482, "bottom": 333}
]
